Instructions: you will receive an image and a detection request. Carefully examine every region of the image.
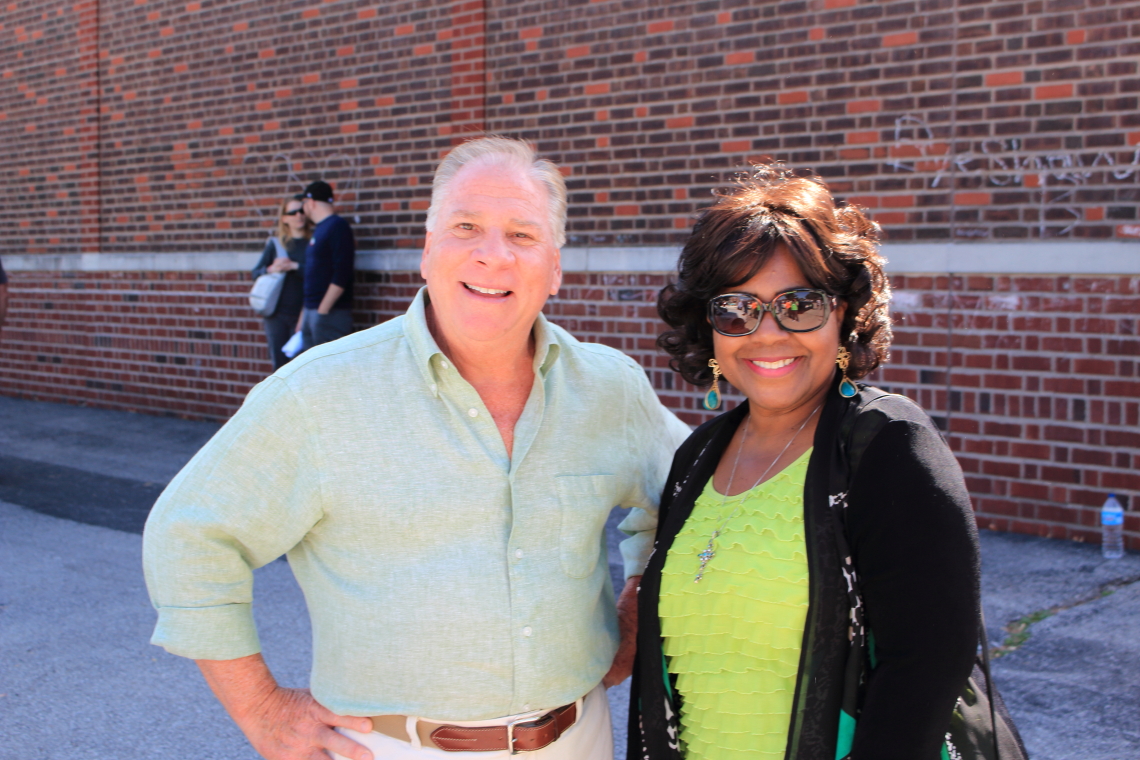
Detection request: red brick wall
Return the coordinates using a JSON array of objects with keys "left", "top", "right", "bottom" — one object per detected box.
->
[
  {"left": 4, "top": 0, "right": 1139, "bottom": 252},
  {"left": 2, "top": 0, "right": 1138, "bottom": 548},
  {"left": 2, "top": 0, "right": 490, "bottom": 253},
  {"left": 880, "top": 273, "right": 1140, "bottom": 547},
  {"left": 3, "top": 266, "right": 1138, "bottom": 550},
  {"left": 3, "top": 0, "right": 101, "bottom": 252},
  {"left": 0, "top": 269, "right": 267, "bottom": 418},
  {"left": 487, "top": 0, "right": 1140, "bottom": 246}
]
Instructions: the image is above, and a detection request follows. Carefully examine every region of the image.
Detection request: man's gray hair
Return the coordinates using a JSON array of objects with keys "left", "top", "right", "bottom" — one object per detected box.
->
[{"left": 425, "top": 136, "right": 568, "bottom": 248}]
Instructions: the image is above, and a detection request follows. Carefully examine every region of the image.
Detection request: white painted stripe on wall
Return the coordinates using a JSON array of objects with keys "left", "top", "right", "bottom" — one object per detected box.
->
[
  {"left": 357, "top": 250, "right": 421, "bottom": 272},
  {"left": 321, "top": 243, "right": 1140, "bottom": 274},
  {"left": 884, "top": 242, "right": 1140, "bottom": 275},
  {"left": 5, "top": 242, "right": 1140, "bottom": 275},
  {"left": 2, "top": 252, "right": 264, "bottom": 272}
]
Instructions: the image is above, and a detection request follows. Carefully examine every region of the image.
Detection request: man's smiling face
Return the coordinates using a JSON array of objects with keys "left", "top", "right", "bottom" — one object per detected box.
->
[{"left": 420, "top": 159, "right": 562, "bottom": 350}]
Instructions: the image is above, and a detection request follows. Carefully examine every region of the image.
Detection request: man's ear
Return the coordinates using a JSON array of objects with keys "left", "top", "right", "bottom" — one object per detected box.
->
[
  {"left": 420, "top": 231, "right": 433, "bottom": 281},
  {"left": 549, "top": 248, "right": 562, "bottom": 296}
]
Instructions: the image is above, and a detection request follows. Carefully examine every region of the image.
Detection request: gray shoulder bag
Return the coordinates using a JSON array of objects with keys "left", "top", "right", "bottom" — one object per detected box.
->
[{"left": 249, "top": 237, "right": 289, "bottom": 317}]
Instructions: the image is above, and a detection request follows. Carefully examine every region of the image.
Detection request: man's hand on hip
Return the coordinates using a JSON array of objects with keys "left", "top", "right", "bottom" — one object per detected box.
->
[
  {"left": 603, "top": 574, "right": 641, "bottom": 688},
  {"left": 197, "top": 653, "right": 374, "bottom": 760}
]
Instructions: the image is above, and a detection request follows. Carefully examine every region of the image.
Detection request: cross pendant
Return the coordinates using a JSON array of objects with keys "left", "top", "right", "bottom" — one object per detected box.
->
[{"left": 694, "top": 531, "right": 719, "bottom": 583}]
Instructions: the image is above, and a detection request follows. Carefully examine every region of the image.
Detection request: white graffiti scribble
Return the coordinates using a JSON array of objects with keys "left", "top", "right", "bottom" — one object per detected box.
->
[
  {"left": 239, "top": 149, "right": 363, "bottom": 221},
  {"left": 887, "top": 114, "right": 1140, "bottom": 237}
]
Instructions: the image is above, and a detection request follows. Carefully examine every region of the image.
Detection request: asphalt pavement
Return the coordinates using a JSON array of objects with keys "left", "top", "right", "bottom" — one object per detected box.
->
[{"left": 1, "top": 395, "right": 1138, "bottom": 759}]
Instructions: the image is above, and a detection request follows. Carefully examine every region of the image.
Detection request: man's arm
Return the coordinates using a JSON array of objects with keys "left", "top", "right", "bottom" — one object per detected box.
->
[
  {"left": 197, "top": 654, "right": 374, "bottom": 760},
  {"left": 317, "top": 283, "right": 345, "bottom": 315},
  {"left": 604, "top": 361, "right": 690, "bottom": 687},
  {"left": 143, "top": 378, "right": 341, "bottom": 759},
  {"left": 602, "top": 574, "right": 640, "bottom": 687},
  {"left": 616, "top": 361, "right": 691, "bottom": 579},
  {"left": 318, "top": 220, "right": 354, "bottom": 315}
]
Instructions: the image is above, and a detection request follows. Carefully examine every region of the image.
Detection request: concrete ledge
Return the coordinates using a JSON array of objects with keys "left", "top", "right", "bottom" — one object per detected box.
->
[
  {"left": 884, "top": 242, "right": 1140, "bottom": 275},
  {"left": 5, "top": 242, "right": 1140, "bottom": 275},
  {"left": 3, "top": 252, "right": 263, "bottom": 272},
  {"left": 357, "top": 250, "right": 421, "bottom": 272}
]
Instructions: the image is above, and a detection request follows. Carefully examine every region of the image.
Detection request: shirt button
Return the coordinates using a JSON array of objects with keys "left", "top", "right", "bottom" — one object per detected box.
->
[
  {"left": 522, "top": 626, "right": 532, "bottom": 637},
  {"left": 429, "top": 383, "right": 438, "bottom": 394},
  {"left": 514, "top": 549, "right": 523, "bottom": 559},
  {"left": 468, "top": 408, "right": 478, "bottom": 418},
  {"left": 440, "top": 359, "right": 449, "bottom": 369},
  {"left": 523, "top": 704, "right": 531, "bottom": 711}
]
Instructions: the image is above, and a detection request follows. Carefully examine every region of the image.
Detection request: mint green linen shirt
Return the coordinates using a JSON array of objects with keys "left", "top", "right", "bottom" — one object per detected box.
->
[{"left": 143, "top": 287, "right": 690, "bottom": 720}]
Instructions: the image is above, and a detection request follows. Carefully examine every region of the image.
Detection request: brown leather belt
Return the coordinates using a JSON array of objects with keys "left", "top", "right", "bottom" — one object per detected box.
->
[{"left": 369, "top": 702, "right": 577, "bottom": 753}]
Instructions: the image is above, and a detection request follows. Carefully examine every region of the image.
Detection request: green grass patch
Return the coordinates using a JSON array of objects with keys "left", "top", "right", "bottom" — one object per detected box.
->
[
  {"left": 991, "top": 575, "right": 1140, "bottom": 658},
  {"left": 994, "top": 608, "right": 1057, "bottom": 656}
]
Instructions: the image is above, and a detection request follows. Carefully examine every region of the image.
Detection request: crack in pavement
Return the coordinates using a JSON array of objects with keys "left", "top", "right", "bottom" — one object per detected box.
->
[{"left": 993, "top": 572, "right": 1140, "bottom": 657}]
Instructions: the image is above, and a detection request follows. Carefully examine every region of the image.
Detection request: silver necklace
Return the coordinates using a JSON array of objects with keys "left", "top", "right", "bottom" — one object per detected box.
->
[{"left": 694, "top": 404, "right": 821, "bottom": 583}]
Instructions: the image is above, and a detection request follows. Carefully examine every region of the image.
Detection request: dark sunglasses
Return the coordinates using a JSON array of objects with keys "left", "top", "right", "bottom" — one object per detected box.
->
[
  {"left": 283, "top": 209, "right": 305, "bottom": 216},
  {"left": 708, "top": 289, "right": 836, "bottom": 336}
]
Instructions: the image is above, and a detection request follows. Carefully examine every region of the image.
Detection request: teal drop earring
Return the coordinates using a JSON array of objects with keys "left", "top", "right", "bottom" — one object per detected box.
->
[
  {"left": 704, "top": 358, "right": 723, "bottom": 410},
  {"left": 837, "top": 346, "right": 857, "bottom": 398}
]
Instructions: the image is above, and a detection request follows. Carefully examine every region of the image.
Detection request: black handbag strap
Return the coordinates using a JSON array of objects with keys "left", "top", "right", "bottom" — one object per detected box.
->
[{"left": 976, "top": 611, "right": 1001, "bottom": 760}]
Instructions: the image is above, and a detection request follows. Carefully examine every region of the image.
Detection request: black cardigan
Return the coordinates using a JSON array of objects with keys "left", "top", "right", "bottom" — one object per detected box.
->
[{"left": 629, "top": 380, "right": 981, "bottom": 760}]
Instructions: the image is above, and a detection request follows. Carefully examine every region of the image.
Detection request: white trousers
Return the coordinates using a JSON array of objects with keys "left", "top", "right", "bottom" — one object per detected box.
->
[{"left": 332, "top": 684, "right": 613, "bottom": 760}]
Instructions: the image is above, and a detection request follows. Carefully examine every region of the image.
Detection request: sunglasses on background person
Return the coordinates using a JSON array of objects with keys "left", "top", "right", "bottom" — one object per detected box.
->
[
  {"left": 282, "top": 208, "right": 305, "bottom": 216},
  {"left": 708, "top": 289, "right": 837, "bottom": 337}
]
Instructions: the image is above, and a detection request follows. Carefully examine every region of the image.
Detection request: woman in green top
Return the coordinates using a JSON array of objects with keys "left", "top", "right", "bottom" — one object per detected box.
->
[{"left": 629, "top": 166, "right": 987, "bottom": 760}]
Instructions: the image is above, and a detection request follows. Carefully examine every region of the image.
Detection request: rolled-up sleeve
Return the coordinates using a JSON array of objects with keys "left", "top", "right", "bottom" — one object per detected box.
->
[
  {"left": 617, "top": 363, "right": 691, "bottom": 579},
  {"left": 142, "top": 376, "right": 324, "bottom": 660}
]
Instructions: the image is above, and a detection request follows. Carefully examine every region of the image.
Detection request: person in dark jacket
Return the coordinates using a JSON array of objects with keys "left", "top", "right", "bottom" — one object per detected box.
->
[
  {"left": 629, "top": 165, "right": 981, "bottom": 760},
  {"left": 300, "top": 179, "right": 355, "bottom": 348},
  {"left": 252, "top": 194, "right": 311, "bottom": 369}
]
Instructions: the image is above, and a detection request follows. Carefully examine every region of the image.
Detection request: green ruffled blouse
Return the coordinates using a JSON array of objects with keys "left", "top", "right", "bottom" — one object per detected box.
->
[{"left": 658, "top": 448, "right": 811, "bottom": 759}]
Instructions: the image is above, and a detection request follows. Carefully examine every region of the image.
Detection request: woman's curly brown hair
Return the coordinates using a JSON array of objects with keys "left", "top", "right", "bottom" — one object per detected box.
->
[{"left": 658, "top": 164, "right": 892, "bottom": 388}]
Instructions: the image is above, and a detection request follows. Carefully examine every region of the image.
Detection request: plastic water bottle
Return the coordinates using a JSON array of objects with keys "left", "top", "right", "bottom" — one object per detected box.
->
[{"left": 1101, "top": 494, "right": 1125, "bottom": 559}]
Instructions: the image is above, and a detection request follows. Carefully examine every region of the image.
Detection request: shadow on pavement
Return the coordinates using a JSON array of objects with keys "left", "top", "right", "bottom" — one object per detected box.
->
[{"left": 0, "top": 454, "right": 165, "bottom": 533}]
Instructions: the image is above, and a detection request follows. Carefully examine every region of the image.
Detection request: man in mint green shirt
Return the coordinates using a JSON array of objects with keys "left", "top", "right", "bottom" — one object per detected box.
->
[{"left": 143, "top": 137, "right": 689, "bottom": 760}]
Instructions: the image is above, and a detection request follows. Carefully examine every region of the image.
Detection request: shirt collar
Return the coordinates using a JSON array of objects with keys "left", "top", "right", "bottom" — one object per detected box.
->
[{"left": 403, "top": 287, "right": 562, "bottom": 396}]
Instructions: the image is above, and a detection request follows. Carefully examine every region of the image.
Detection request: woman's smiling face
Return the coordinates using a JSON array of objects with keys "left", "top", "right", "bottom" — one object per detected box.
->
[{"left": 712, "top": 244, "right": 845, "bottom": 416}]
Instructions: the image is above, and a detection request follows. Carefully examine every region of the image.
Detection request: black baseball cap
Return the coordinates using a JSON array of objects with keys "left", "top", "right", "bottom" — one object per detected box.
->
[{"left": 302, "top": 180, "right": 334, "bottom": 203}]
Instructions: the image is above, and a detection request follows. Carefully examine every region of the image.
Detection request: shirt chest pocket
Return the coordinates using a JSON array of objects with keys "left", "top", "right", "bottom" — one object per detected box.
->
[{"left": 555, "top": 474, "right": 620, "bottom": 579}]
